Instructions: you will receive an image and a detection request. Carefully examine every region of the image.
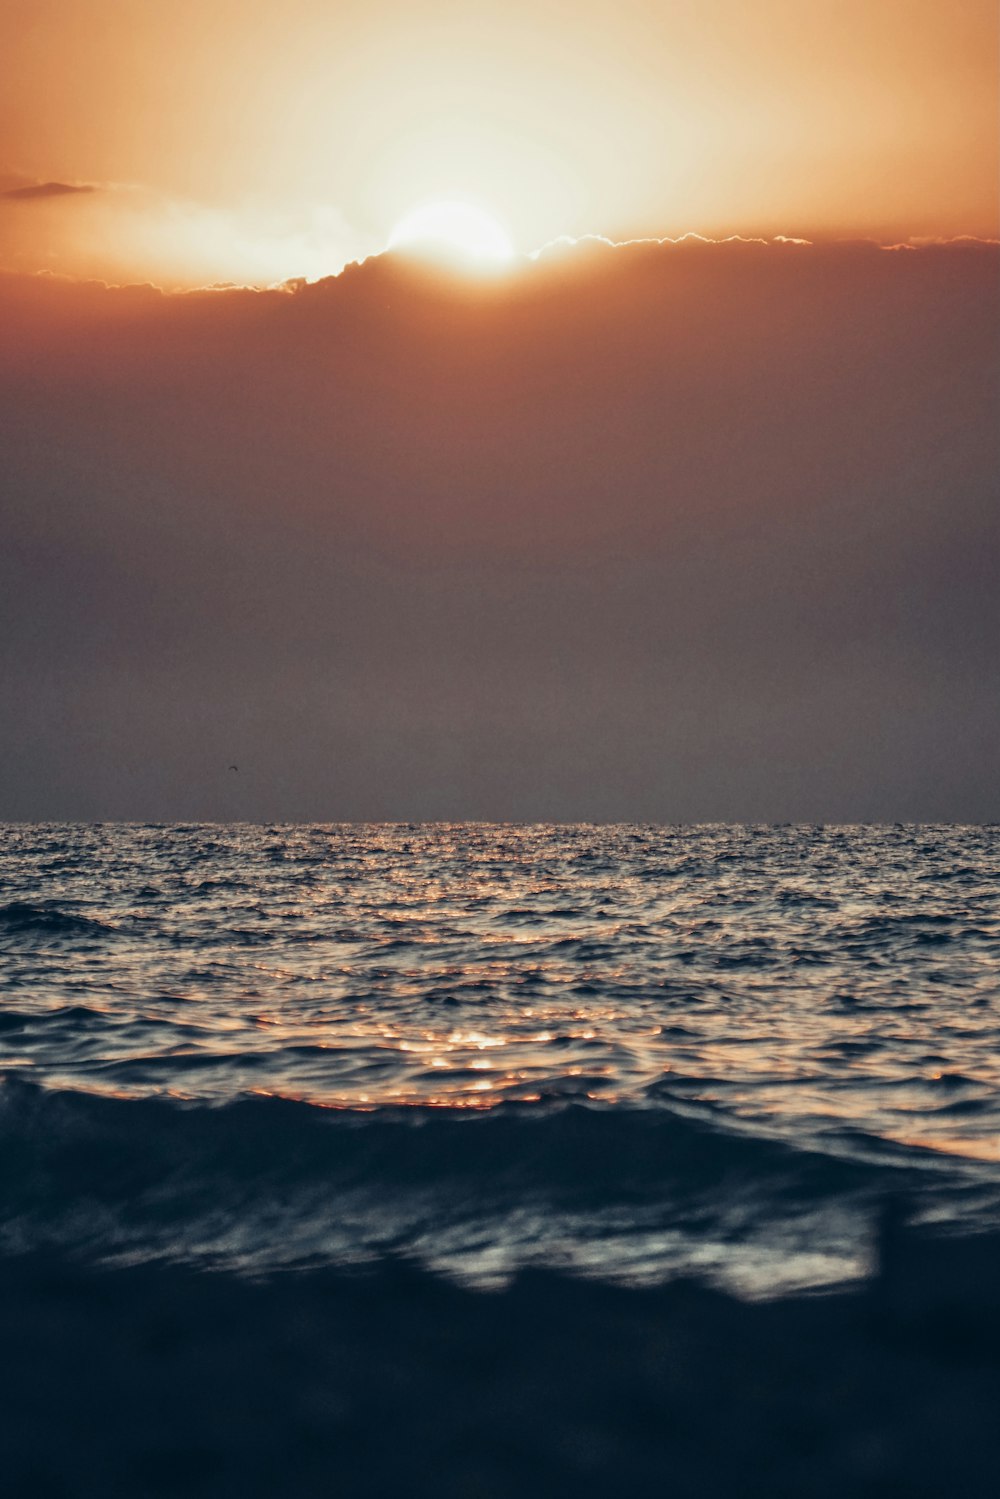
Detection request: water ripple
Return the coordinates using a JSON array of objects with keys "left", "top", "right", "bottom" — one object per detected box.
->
[{"left": 1, "top": 823, "right": 998, "bottom": 1174}]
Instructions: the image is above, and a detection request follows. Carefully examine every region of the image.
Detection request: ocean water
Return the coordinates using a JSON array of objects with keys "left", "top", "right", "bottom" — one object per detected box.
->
[{"left": 1, "top": 823, "right": 997, "bottom": 1296}]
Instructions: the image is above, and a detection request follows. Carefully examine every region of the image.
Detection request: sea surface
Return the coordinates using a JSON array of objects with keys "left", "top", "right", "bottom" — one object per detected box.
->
[{"left": 1, "top": 823, "right": 998, "bottom": 1295}]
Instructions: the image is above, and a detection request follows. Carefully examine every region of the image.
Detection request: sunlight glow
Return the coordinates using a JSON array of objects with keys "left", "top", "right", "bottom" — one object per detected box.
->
[{"left": 387, "top": 201, "right": 514, "bottom": 268}]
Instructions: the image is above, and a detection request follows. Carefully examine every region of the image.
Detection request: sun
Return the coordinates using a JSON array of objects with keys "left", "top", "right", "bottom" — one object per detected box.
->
[{"left": 386, "top": 201, "right": 514, "bottom": 269}]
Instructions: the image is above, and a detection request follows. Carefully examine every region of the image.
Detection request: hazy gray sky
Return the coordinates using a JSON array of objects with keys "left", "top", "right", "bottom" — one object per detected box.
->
[{"left": 1, "top": 238, "right": 998, "bottom": 820}]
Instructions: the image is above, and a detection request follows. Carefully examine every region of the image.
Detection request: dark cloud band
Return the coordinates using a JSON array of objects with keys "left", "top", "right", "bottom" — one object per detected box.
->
[{"left": 2, "top": 180, "right": 96, "bottom": 202}]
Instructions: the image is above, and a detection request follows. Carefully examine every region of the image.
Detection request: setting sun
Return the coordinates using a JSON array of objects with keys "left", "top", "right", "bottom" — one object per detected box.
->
[{"left": 386, "top": 201, "right": 514, "bottom": 268}]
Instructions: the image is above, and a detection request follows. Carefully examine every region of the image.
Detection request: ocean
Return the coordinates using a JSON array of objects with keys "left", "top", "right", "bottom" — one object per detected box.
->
[{"left": 2, "top": 822, "right": 997, "bottom": 1295}]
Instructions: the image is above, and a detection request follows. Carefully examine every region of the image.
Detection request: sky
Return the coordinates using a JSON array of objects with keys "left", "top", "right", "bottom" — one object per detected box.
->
[
  {"left": 1, "top": 0, "right": 997, "bottom": 285},
  {"left": 1, "top": 3, "right": 998, "bottom": 819}
]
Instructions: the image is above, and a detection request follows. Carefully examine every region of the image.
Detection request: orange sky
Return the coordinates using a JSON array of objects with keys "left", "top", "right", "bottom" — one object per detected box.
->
[{"left": 1, "top": 0, "right": 998, "bottom": 285}]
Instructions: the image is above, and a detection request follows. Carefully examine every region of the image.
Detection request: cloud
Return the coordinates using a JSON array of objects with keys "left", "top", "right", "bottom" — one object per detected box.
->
[
  {"left": 528, "top": 230, "right": 782, "bottom": 262},
  {"left": 0, "top": 176, "right": 368, "bottom": 287},
  {"left": 2, "top": 180, "right": 96, "bottom": 201},
  {"left": 0, "top": 237, "right": 996, "bottom": 819},
  {"left": 900, "top": 233, "right": 1000, "bottom": 248}
]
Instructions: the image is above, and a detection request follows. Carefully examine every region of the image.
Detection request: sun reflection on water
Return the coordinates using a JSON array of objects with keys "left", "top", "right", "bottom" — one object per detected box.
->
[{"left": 1, "top": 823, "right": 998, "bottom": 1169}]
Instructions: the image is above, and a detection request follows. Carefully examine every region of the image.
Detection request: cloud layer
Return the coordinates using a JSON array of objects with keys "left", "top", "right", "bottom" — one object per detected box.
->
[{"left": 1, "top": 238, "right": 997, "bottom": 819}]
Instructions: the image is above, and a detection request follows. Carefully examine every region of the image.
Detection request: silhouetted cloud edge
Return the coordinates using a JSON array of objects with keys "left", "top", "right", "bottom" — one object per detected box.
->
[{"left": 1, "top": 231, "right": 996, "bottom": 304}]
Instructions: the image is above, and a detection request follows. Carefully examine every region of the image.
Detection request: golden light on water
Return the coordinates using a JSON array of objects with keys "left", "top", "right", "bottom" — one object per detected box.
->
[{"left": 6, "top": 823, "right": 998, "bottom": 1168}]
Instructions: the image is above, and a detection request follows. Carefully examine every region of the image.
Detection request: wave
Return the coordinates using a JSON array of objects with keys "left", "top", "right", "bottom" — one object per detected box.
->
[
  {"left": 0, "top": 1074, "right": 968, "bottom": 1290},
  {"left": 0, "top": 900, "right": 118, "bottom": 942}
]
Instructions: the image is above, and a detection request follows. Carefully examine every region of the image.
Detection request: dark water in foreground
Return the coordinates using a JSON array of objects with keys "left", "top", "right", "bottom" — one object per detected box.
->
[{"left": 1, "top": 823, "right": 998, "bottom": 1294}]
